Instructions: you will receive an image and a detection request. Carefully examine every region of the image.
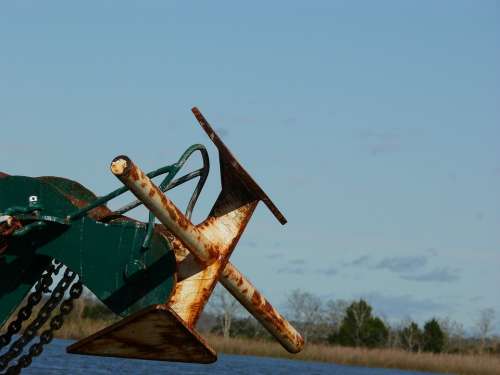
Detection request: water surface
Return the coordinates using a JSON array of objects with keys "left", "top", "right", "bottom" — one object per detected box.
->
[{"left": 16, "top": 338, "right": 443, "bottom": 374}]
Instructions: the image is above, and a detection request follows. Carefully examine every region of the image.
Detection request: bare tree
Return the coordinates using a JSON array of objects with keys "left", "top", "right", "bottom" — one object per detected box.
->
[
  {"left": 285, "top": 289, "right": 322, "bottom": 342},
  {"left": 438, "top": 317, "right": 465, "bottom": 353},
  {"left": 399, "top": 318, "right": 422, "bottom": 352},
  {"left": 476, "top": 308, "right": 495, "bottom": 352},
  {"left": 324, "top": 299, "right": 349, "bottom": 334},
  {"left": 208, "top": 285, "right": 241, "bottom": 338}
]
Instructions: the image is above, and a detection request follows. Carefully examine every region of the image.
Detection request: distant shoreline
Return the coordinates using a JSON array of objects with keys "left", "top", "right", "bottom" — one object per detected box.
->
[
  {"left": 44, "top": 317, "right": 499, "bottom": 375},
  {"left": 2, "top": 307, "right": 499, "bottom": 375},
  {"left": 205, "top": 334, "right": 499, "bottom": 375}
]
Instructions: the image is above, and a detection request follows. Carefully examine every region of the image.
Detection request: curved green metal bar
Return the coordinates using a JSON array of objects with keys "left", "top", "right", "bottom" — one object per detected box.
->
[
  {"left": 142, "top": 144, "right": 209, "bottom": 249},
  {"left": 1, "top": 144, "right": 209, "bottom": 241}
]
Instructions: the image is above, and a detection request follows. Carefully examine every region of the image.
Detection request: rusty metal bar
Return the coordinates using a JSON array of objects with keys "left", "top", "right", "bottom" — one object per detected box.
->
[
  {"left": 111, "top": 156, "right": 304, "bottom": 354},
  {"left": 110, "top": 156, "right": 218, "bottom": 265},
  {"left": 220, "top": 262, "right": 304, "bottom": 353}
]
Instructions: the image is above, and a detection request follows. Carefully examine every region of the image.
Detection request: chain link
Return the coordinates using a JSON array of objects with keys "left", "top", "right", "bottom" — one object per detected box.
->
[
  {"left": 0, "top": 265, "right": 83, "bottom": 374},
  {"left": 0, "top": 263, "right": 60, "bottom": 351}
]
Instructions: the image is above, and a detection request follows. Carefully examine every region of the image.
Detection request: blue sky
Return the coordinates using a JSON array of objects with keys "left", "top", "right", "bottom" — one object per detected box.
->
[{"left": 1, "top": 1, "right": 499, "bottom": 333}]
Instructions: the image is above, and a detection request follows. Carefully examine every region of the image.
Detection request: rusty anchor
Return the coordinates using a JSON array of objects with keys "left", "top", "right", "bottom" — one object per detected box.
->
[{"left": 0, "top": 108, "right": 303, "bottom": 369}]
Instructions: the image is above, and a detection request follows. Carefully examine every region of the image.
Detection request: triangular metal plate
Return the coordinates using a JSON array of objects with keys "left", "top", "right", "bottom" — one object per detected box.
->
[{"left": 66, "top": 304, "right": 217, "bottom": 364}]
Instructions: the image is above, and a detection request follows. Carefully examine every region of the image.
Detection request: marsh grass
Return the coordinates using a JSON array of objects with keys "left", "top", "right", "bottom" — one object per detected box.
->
[
  {"left": 2, "top": 299, "right": 499, "bottom": 375},
  {"left": 0, "top": 298, "right": 117, "bottom": 340},
  {"left": 206, "top": 334, "right": 500, "bottom": 375}
]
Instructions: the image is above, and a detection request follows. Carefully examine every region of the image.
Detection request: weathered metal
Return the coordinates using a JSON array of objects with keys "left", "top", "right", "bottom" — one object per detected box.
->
[
  {"left": 110, "top": 108, "right": 304, "bottom": 354},
  {"left": 0, "top": 175, "right": 177, "bottom": 327},
  {"left": 191, "top": 107, "right": 287, "bottom": 225},
  {"left": 112, "top": 162, "right": 303, "bottom": 352},
  {"left": 111, "top": 156, "right": 218, "bottom": 266},
  {"left": 221, "top": 263, "right": 304, "bottom": 353},
  {"left": 0, "top": 107, "right": 304, "bottom": 370},
  {"left": 0, "top": 265, "right": 84, "bottom": 374},
  {"left": 0, "top": 215, "right": 22, "bottom": 254},
  {"left": 67, "top": 304, "right": 217, "bottom": 364}
]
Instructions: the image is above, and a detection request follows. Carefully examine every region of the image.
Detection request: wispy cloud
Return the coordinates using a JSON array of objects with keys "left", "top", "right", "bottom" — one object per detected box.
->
[
  {"left": 341, "top": 253, "right": 459, "bottom": 284},
  {"left": 266, "top": 252, "right": 283, "bottom": 260},
  {"left": 401, "top": 268, "right": 460, "bottom": 283},
  {"left": 469, "top": 296, "right": 483, "bottom": 303},
  {"left": 375, "top": 255, "right": 428, "bottom": 273},
  {"left": 277, "top": 266, "right": 305, "bottom": 275},
  {"left": 360, "top": 292, "right": 446, "bottom": 318},
  {"left": 316, "top": 266, "right": 337, "bottom": 276},
  {"left": 343, "top": 255, "right": 371, "bottom": 267}
]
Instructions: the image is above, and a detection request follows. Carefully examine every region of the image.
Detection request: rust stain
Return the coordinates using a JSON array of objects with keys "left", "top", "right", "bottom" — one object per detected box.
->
[
  {"left": 191, "top": 107, "right": 287, "bottom": 225},
  {"left": 107, "top": 114, "right": 303, "bottom": 354},
  {"left": 59, "top": 192, "right": 114, "bottom": 221},
  {"left": 130, "top": 169, "right": 139, "bottom": 181},
  {"left": 67, "top": 305, "right": 217, "bottom": 363},
  {"left": 251, "top": 290, "right": 261, "bottom": 306},
  {"left": 0, "top": 216, "right": 22, "bottom": 254}
]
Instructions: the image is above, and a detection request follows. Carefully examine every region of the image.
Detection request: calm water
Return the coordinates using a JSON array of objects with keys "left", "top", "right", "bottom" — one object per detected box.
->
[{"left": 12, "top": 338, "right": 443, "bottom": 375}]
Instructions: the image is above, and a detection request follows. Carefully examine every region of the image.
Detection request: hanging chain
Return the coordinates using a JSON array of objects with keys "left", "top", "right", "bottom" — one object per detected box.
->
[
  {"left": 0, "top": 262, "right": 61, "bottom": 351},
  {"left": 0, "top": 265, "right": 83, "bottom": 374}
]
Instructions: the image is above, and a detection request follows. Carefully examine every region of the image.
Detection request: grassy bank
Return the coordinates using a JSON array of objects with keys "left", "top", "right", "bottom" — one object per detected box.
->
[
  {"left": 3, "top": 302, "right": 499, "bottom": 375},
  {"left": 52, "top": 318, "right": 500, "bottom": 375},
  {"left": 206, "top": 334, "right": 499, "bottom": 375}
]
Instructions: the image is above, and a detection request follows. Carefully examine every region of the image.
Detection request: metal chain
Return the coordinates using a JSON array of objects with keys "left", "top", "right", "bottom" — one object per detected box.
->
[
  {"left": 0, "top": 266, "right": 81, "bottom": 374},
  {"left": 4, "top": 279, "right": 83, "bottom": 375},
  {"left": 0, "top": 262, "right": 61, "bottom": 350}
]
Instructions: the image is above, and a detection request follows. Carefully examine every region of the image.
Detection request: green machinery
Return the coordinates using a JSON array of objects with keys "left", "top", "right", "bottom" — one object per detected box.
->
[{"left": 0, "top": 108, "right": 303, "bottom": 373}]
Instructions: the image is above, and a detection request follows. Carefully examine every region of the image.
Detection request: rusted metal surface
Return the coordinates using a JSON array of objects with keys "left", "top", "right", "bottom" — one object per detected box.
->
[
  {"left": 37, "top": 176, "right": 115, "bottom": 221},
  {"left": 0, "top": 215, "right": 22, "bottom": 254},
  {"left": 111, "top": 148, "right": 304, "bottom": 353},
  {"left": 166, "top": 198, "right": 257, "bottom": 327},
  {"left": 221, "top": 262, "right": 304, "bottom": 353},
  {"left": 67, "top": 304, "right": 216, "bottom": 363},
  {"left": 111, "top": 156, "right": 254, "bottom": 327},
  {"left": 192, "top": 107, "right": 287, "bottom": 225},
  {"left": 0, "top": 106, "right": 304, "bottom": 368},
  {"left": 166, "top": 109, "right": 290, "bottom": 328},
  {"left": 111, "top": 156, "right": 218, "bottom": 266}
]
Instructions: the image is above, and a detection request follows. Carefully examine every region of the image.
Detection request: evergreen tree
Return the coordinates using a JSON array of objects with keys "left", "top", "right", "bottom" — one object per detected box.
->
[
  {"left": 334, "top": 299, "right": 388, "bottom": 348},
  {"left": 423, "top": 318, "right": 445, "bottom": 353},
  {"left": 365, "top": 316, "right": 389, "bottom": 348}
]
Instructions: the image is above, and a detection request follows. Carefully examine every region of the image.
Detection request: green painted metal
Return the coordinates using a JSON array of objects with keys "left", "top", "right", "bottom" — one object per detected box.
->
[
  {"left": 0, "top": 178, "right": 177, "bottom": 328},
  {"left": 0, "top": 144, "right": 210, "bottom": 330}
]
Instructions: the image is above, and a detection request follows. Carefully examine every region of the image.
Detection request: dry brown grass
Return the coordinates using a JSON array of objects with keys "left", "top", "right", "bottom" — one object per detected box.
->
[
  {"left": 206, "top": 334, "right": 500, "bottom": 375},
  {"left": 53, "top": 318, "right": 115, "bottom": 340},
  {"left": 0, "top": 298, "right": 117, "bottom": 341},
  {"left": 3, "top": 300, "right": 499, "bottom": 375}
]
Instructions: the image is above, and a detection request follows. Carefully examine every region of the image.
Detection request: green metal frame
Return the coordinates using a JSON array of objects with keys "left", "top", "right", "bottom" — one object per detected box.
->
[{"left": 0, "top": 145, "right": 208, "bottom": 327}]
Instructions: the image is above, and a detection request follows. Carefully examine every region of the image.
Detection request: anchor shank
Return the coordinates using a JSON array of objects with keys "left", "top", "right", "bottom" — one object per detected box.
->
[
  {"left": 221, "top": 262, "right": 304, "bottom": 353},
  {"left": 111, "top": 155, "right": 304, "bottom": 354}
]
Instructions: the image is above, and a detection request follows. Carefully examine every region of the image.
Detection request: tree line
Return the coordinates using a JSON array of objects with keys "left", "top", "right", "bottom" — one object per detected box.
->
[{"left": 204, "top": 287, "right": 499, "bottom": 355}]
